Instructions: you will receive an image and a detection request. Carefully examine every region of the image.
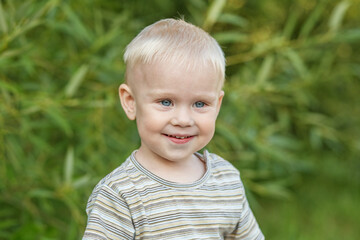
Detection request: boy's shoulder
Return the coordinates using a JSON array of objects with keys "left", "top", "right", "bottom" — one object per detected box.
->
[
  {"left": 89, "top": 154, "right": 138, "bottom": 196},
  {"left": 206, "top": 151, "right": 241, "bottom": 176}
]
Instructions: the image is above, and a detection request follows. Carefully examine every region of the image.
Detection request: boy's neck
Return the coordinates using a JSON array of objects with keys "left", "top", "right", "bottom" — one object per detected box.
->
[{"left": 134, "top": 150, "right": 206, "bottom": 184}]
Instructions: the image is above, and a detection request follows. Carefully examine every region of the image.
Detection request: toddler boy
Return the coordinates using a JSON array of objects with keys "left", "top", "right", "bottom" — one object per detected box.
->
[{"left": 83, "top": 18, "right": 264, "bottom": 239}]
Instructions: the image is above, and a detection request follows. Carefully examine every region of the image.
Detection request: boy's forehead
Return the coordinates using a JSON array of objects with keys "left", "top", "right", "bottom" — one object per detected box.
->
[{"left": 126, "top": 60, "right": 223, "bottom": 89}]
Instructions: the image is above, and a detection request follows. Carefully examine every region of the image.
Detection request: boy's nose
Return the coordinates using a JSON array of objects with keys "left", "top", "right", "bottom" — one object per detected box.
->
[{"left": 170, "top": 108, "right": 194, "bottom": 127}]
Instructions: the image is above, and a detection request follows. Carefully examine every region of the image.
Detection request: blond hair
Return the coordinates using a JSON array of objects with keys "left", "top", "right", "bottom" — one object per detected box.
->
[{"left": 124, "top": 19, "right": 225, "bottom": 85}]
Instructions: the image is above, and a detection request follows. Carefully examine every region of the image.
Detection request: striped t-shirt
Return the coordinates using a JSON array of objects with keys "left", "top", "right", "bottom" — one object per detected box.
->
[{"left": 83, "top": 150, "right": 264, "bottom": 239}]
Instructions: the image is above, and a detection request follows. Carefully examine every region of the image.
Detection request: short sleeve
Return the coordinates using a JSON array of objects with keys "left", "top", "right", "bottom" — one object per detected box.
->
[
  {"left": 83, "top": 184, "right": 135, "bottom": 240},
  {"left": 225, "top": 181, "right": 265, "bottom": 240}
]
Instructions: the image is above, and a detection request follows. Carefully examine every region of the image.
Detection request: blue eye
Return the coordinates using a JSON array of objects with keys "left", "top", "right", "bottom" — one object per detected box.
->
[
  {"left": 160, "top": 99, "right": 172, "bottom": 106},
  {"left": 194, "top": 101, "right": 205, "bottom": 108}
]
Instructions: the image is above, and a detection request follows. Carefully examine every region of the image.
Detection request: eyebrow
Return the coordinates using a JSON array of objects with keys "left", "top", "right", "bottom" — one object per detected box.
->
[{"left": 148, "top": 90, "right": 218, "bottom": 101}]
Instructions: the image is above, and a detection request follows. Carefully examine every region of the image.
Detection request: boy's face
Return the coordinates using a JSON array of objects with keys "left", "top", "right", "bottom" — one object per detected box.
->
[{"left": 119, "top": 60, "right": 224, "bottom": 164}]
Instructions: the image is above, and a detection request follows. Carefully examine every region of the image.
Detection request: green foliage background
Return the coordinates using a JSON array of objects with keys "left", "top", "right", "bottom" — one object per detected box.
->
[{"left": 1, "top": 0, "right": 359, "bottom": 239}]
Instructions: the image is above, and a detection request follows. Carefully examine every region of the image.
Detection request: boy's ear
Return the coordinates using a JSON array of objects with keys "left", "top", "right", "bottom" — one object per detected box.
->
[
  {"left": 119, "top": 84, "right": 136, "bottom": 120},
  {"left": 216, "top": 90, "right": 225, "bottom": 115}
]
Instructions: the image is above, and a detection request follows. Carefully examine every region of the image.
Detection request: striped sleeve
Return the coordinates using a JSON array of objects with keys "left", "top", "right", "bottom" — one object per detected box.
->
[
  {"left": 225, "top": 180, "right": 264, "bottom": 240},
  {"left": 83, "top": 184, "right": 135, "bottom": 240}
]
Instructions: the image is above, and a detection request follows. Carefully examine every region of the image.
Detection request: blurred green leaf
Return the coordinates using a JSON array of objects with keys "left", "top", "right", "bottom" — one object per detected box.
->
[
  {"left": 216, "top": 123, "right": 244, "bottom": 149},
  {"left": 203, "top": 0, "right": 226, "bottom": 31},
  {"left": 62, "top": 3, "right": 93, "bottom": 43},
  {"left": 73, "top": 175, "right": 91, "bottom": 189},
  {"left": 0, "top": 1, "right": 8, "bottom": 33},
  {"left": 0, "top": 47, "right": 29, "bottom": 60},
  {"left": 333, "top": 28, "right": 360, "bottom": 42},
  {"left": 299, "top": 2, "right": 325, "bottom": 38},
  {"left": 7, "top": 19, "right": 42, "bottom": 44},
  {"left": 213, "top": 31, "right": 248, "bottom": 44},
  {"left": 282, "top": 7, "right": 300, "bottom": 39},
  {"left": 44, "top": 107, "right": 72, "bottom": 136},
  {"left": 217, "top": 13, "right": 247, "bottom": 27},
  {"left": 248, "top": 180, "right": 292, "bottom": 199},
  {"left": 0, "top": 80, "right": 19, "bottom": 94},
  {"left": 255, "top": 55, "right": 274, "bottom": 86},
  {"left": 28, "top": 189, "right": 54, "bottom": 199},
  {"left": 64, "top": 64, "right": 89, "bottom": 98},
  {"left": 0, "top": 219, "right": 18, "bottom": 231},
  {"left": 64, "top": 146, "right": 74, "bottom": 185},
  {"left": 328, "top": 1, "right": 350, "bottom": 33},
  {"left": 283, "top": 48, "right": 309, "bottom": 78}
]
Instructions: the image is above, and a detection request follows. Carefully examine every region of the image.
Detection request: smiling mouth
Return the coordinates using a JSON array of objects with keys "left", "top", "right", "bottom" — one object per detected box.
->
[{"left": 164, "top": 134, "right": 192, "bottom": 139}]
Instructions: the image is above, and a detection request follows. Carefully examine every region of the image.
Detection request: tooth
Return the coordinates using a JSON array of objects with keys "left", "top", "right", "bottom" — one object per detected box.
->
[{"left": 168, "top": 135, "right": 190, "bottom": 139}]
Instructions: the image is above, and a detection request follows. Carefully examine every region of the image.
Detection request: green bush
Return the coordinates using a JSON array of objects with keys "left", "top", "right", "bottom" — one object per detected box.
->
[{"left": 1, "top": 0, "right": 359, "bottom": 239}]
